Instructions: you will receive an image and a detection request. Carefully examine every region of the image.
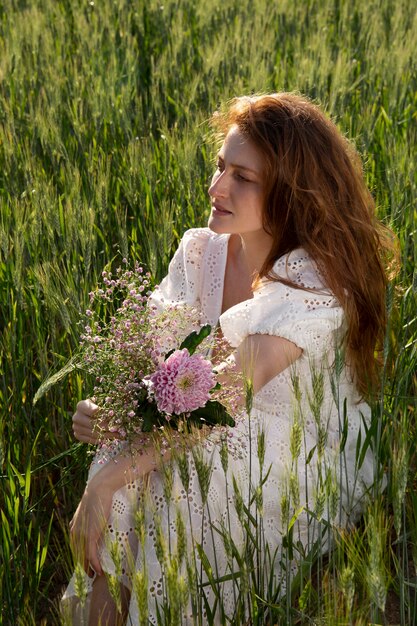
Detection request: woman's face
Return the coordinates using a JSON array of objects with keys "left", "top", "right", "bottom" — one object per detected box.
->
[{"left": 208, "top": 126, "right": 266, "bottom": 237}]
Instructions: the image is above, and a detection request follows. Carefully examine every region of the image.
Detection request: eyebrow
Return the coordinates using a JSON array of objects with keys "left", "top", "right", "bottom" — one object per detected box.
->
[{"left": 217, "top": 155, "right": 261, "bottom": 176}]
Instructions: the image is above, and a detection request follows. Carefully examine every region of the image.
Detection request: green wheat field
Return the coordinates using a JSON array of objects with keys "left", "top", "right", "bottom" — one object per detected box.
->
[{"left": 0, "top": 0, "right": 416, "bottom": 624}]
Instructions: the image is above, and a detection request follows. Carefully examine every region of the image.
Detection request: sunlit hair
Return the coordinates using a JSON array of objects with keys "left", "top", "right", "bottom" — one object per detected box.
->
[{"left": 211, "top": 92, "right": 398, "bottom": 397}]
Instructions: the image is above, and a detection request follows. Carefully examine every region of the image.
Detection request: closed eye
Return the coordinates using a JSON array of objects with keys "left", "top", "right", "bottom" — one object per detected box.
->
[
  {"left": 234, "top": 172, "right": 250, "bottom": 182},
  {"left": 216, "top": 157, "right": 255, "bottom": 183}
]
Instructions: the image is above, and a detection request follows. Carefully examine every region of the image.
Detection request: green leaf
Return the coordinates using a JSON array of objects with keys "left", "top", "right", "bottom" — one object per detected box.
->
[
  {"left": 178, "top": 324, "right": 212, "bottom": 356},
  {"left": 287, "top": 505, "right": 305, "bottom": 532},
  {"left": 306, "top": 445, "right": 317, "bottom": 465},
  {"left": 195, "top": 542, "right": 221, "bottom": 600},
  {"left": 140, "top": 402, "right": 163, "bottom": 432},
  {"left": 356, "top": 411, "right": 375, "bottom": 470},
  {"left": 189, "top": 400, "right": 235, "bottom": 427},
  {"left": 340, "top": 398, "right": 349, "bottom": 453}
]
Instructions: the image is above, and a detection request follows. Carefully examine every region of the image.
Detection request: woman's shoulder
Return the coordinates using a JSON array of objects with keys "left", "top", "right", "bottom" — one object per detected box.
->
[
  {"left": 176, "top": 227, "right": 228, "bottom": 266},
  {"left": 221, "top": 247, "right": 342, "bottom": 353},
  {"left": 269, "top": 247, "right": 329, "bottom": 292}
]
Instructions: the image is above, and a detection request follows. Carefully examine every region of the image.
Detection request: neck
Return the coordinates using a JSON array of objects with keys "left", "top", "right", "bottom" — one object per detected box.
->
[{"left": 229, "top": 230, "right": 273, "bottom": 278}]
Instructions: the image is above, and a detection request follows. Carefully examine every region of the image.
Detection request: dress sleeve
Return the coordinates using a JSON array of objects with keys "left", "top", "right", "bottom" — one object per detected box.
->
[
  {"left": 148, "top": 228, "right": 213, "bottom": 314},
  {"left": 220, "top": 249, "right": 344, "bottom": 361}
]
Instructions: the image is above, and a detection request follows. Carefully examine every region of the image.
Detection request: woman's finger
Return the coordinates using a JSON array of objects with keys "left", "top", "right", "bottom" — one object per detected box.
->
[
  {"left": 69, "top": 484, "right": 113, "bottom": 577},
  {"left": 74, "top": 420, "right": 96, "bottom": 434},
  {"left": 76, "top": 398, "right": 99, "bottom": 416},
  {"left": 73, "top": 423, "right": 121, "bottom": 444},
  {"left": 73, "top": 433, "right": 99, "bottom": 444},
  {"left": 72, "top": 411, "right": 95, "bottom": 427},
  {"left": 70, "top": 518, "right": 98, "bottom": 577},
  {"left": 72, "top": 417, "right": 98, "bottom": 443},
  {"left": 72, "top": 406, "right": 95, "bottom": 438},
  {"left": 87, "top": 538, "right": 102, "bottom": 576}
]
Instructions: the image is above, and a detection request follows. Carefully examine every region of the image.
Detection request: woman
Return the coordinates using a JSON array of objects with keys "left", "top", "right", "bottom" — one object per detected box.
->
[{"left": 63, "top": 93, "right": 394, "bottom": 625}]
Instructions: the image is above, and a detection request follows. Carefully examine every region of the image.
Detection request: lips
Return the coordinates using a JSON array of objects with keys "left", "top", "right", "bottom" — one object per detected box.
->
[{"left": 212, "top": 202, "right": 232, "bottom": 215}]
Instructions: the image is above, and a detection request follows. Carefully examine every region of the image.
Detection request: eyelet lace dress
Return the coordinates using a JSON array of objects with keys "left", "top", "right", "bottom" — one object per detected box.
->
[{"left": 62, "top": 228, "right": 374, "bottom": 624}]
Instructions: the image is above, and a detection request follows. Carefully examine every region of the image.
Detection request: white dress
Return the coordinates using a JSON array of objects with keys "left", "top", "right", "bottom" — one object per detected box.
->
[{"left": 62, "top": 228, "right": 374, "bottom": 624}]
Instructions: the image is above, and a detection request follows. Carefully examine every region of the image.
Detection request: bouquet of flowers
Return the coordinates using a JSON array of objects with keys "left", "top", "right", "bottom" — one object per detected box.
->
[{"left": 34, "top": 261, "right": 235, "bottom": 446}]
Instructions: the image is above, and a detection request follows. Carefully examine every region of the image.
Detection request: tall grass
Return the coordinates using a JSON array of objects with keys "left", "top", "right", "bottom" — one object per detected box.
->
[{"left": 0, "top": 0, "right": 416, "bottom": 623}]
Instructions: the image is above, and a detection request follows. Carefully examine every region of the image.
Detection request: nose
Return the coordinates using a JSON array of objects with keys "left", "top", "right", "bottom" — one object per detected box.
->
[{"left": 208, "top": 170, "right": 227, "bottom": 199}]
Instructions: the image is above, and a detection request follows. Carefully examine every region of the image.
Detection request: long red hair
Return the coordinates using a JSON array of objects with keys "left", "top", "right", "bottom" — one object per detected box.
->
[{"left": 212, "top": 93, "right": 397, "bottom": 397}]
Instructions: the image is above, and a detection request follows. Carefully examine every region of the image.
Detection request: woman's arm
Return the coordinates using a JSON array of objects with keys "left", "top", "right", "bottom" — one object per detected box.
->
[
  {"left": 70, "top": 333, "right": 302, "bottom": 575},
  {"left": 237, "top": 333, "right": 302, "bottom": 390},
  {"left": 217, "top": 333, "right": 302, "bottom": 405},
  {"left": 70, "top": 442, "right": 158, "bottom": 576},
  {"left": 72, "top": 334, "right": 301, "bottom": 443}
]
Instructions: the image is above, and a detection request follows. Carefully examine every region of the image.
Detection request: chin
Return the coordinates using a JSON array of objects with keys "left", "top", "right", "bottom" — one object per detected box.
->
[
  {"left": 207, "top": 215, "right": 232, "bottom": 235},
  {"left": 207, "top": 217, "right": 222, "bottom": 234}
]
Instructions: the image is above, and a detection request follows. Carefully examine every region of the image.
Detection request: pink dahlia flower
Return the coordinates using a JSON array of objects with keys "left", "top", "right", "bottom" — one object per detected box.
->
[{"left": 150, "top": 348, "right": 215, "bottom": 415}]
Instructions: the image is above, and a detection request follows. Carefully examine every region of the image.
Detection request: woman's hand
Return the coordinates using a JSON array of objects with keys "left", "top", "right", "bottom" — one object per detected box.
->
[
  {"left": 69, "top": 486, "right": 111, "bottom": 577},
  {"left": 69, "top": 442, "right": 159, "bottom": 576},
  {"left": 69, "top": 478, "right": 113, "bottom": 577},
  {"left": 72, "top": 399, "right": 121, "bottom": 444}
]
